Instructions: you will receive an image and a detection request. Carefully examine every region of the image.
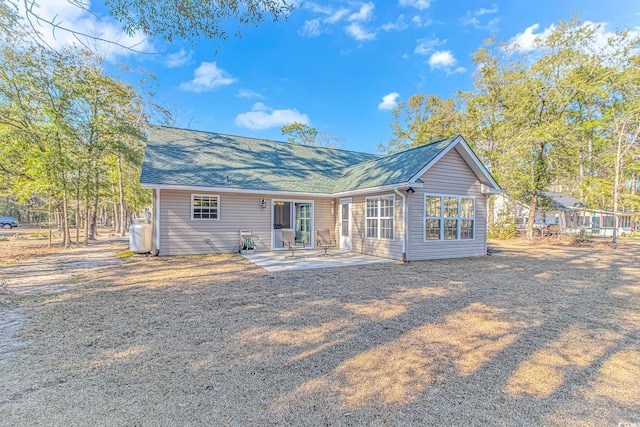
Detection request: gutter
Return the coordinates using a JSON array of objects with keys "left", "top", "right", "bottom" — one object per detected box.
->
[
  {"left": 151, "top": 188, "right": 160, "bottom": 256},
  {"left": 394, "top": 188, "right": 408, "bottom": 262}
]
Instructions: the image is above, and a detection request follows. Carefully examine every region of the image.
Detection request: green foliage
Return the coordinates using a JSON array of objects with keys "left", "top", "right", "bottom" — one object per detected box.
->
[
  {"left": 571, "top": 231, "right": 593, "bottom": 244},
  {"left": 386, "top": 17, "right": 640, "bottom": 241},
  {"left": 488, "top": 223, "right": 516, "bottom": 240},
  {"left": 281, "top": 122, "right": 318, "bottom": 145},
  {"left": 14, "top": 0, "right": 293, "bottom": 49},
  {"left": 0, "top": 9, "right": 150, "bottom": 245},
  {"left": 281, "top": 122, "right": 344, "bottom": 148}
]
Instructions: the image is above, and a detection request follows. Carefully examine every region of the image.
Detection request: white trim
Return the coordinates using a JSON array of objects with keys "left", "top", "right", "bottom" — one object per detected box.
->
[
  {"left": 142, "top": 182, "right": 423, "bottom": 198},
  {"left": 155, "top": 188, "right": 161, "bottom": 251},
  {"left": 423, "top": 193, "right": 476, "bottom": 242},
  {"left": 409, "top": 136, "right": 501, "bottom": 191},
  {"left": 191, "top": 194, "right": 220, "bottom": 220},
  {"left": 394, "top": 188, "right": 407, "bottom": 260},
  {"left": 332, "top": 183, "right": 422, "bottom": 198},
  {"left": 365, "top": 194, "right": 396, "bottom": 241},
  {"left": 339, "top": 198, "right": 352, "bottom": 251}
]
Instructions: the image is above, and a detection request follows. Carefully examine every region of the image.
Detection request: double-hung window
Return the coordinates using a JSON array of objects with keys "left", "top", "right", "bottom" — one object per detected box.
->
[
  {"left": 192, "top": 194, "right": 220, "bottom": 220},
  {"left": 366, "top": 195, "right": 395, "bottom": 240},
  {"left": 424, "top": 195, "right": 474, "bottom": 241}
]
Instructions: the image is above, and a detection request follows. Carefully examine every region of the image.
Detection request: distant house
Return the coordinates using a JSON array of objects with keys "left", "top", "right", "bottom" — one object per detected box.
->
[
  {"left": 493, "top": 191, "right": 635, "bottom": 236},
  {"left": 140, "top": 126, "right": 501, "bottom": 260}
]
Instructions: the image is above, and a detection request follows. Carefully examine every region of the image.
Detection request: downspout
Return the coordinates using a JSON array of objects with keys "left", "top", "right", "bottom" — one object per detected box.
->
[
  {"left": 151, "top": 188, "right": 160, "bottom": 256},
  {"left": 394, "top": 188, "right": 408, "bottom": 262}
]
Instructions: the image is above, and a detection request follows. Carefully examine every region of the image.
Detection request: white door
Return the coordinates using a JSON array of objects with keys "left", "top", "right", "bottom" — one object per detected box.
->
[{"left": 340, "top": 199, "right": 352, "bottom": 251}]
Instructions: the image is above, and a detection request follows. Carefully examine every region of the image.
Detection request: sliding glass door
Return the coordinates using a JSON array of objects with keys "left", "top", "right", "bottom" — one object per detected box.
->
[{"left": 272, "top": 200, "right": 313, "bottom": 249}]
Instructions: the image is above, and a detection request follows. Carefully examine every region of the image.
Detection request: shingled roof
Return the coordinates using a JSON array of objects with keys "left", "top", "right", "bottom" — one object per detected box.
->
[{"left": 140, "top": 126, "right": 471, "bottom": 194}]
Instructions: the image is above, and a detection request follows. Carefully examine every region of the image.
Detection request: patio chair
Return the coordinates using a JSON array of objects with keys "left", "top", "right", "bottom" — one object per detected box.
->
[
  {"left": 239, "top": 229, "right": 254, "bottom": 254},
  {"left": 315, "top": 227, "right": 337, "bottom": 256},
  {"left": 281, "top": 228, "right": 302, "bottom": 258}
]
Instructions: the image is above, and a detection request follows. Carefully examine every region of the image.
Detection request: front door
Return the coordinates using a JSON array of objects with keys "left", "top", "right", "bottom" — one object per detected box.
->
[{"left": 340, "top": 198, "right": 352, "bottom": 251}]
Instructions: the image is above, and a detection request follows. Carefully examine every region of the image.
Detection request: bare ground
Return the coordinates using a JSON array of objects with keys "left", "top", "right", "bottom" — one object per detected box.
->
[{"left": 0, "top": 236, "right": 639, "bottom": 426}]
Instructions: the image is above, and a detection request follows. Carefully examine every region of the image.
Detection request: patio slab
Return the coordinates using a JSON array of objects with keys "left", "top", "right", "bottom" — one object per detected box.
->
[{"left": 241, "top": 249, "right": 396, "bottom": 272}]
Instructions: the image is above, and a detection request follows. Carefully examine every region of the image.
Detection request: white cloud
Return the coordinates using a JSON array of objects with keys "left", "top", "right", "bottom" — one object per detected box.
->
[
  {"left": 235, "top": 103, "right": 310, "bottom": 130},
  {"left": 237, "top": 89, "right": 264, "bottom": 99},
  {"left": 476, "top": 4, "right": 499, "bottom": 16},
  {"left": 508, "top": 21, "right": 637, "bottom": 55},
  {"left": 304, "top": 2, "right": 333, "bottom": 14},
  {"left": 399, "top": 0, "right": 432, "bottom": 10},
  {"left": 179, "top": 62, "right": 238, "bottom": 92},
  {"left": 164, "top": 48, "right": 192, "bottom": 68},
  {"left": 378, "top": 92, "right": 400, "bottom": 111},
  {"left": 379, "top": 14, "right": 408, "bottom": 32},
  {"left": 508, "top": 23, "right": 554, "bottom": 52},
  {"left": 348, "top": 3, "right": 375, "bottom": 22},
  {"left": 462, "top": 4, "right": 499, "bottom": 32},
  {"left": 299, "top": 18, "right": 324, "bottom": 37},
  {"left": 325, "top": 8, "right": 350, "bottom": 24},
  {"left": 428, "top": 50, "right": 456, "bottom": 68},
  {"left": 300, "top": 2, "right": 377, "bottom": 41},
  {"left": 428, "top": 50, "right": 466, "bottom": 74},
  {"left": 414, "top": 37, "right": 445, "bottom": 55},
  {"left": 345, "top": 23, "right": 376, "bottom": 41},
  {"left": 19, "top": 0, "right": 153, "bottom": 61},
  {"left": 411, "top": 15, "right": 432, "bottom": 28},
  {"left": 298, "top": 5, "right": 349, "bottom": 37}
]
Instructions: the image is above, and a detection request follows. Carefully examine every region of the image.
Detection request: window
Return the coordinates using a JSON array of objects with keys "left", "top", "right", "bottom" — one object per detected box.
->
[
  {"left": 366, "top": 195, "right": 395, "bottom": 240},
  {"left": 192, "top": 194, "right": 219, "bottom": 220},
  {"left": 424, "top": 195, "right": 474, "bottom": 241}
]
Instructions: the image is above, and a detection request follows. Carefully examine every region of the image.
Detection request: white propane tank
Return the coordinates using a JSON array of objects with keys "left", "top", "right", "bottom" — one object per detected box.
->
[{"left": 129, "top": 218, "right": 152, "bottom": 253}]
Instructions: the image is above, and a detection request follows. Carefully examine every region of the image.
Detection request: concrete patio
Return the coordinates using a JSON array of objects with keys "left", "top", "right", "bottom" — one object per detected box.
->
[{"left": 241, "top": 249, "right": 397, "bottom": 272}]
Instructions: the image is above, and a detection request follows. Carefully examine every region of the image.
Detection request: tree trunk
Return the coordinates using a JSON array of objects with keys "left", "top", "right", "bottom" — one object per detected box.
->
[
  {"left": 612, "top": 135, "right": 623, "bottom": 244},
  {"left": 526, "top": 190, "right": 538, "bottom": 240},
  {"left": 48, "top": 191, "right": 52, "bottom": 248},
  {"left": 89, "top": 169, "right": 100, "bottom": 240},
  {"left": 117, "top": 154, "right": 126, "bottom": 237},
  {"left": 75, "top": 183, "right": 80, "bottom": 247},
  {"left": 62, "top": 188, "right": 71, "bottom": 249}
]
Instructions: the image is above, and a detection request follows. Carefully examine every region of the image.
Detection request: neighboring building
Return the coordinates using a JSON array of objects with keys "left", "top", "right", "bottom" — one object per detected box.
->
[
  {"left": 492, "top": 191, "right": 635, "bottom": 237},
  {"left": 140, "top": 126, "right": 501, "bottom": 260}
]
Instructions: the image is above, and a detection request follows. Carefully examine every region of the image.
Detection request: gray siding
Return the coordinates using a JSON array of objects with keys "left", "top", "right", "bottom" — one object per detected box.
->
[
  {"left": 407, "top": 148, "right": 487, "bottom": 260},
  {"left": 158, "top": 190, "right": 333, "bottom": 256}
]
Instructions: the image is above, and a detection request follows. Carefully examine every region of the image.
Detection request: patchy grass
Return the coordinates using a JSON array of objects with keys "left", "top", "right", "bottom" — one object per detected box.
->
[
  {"left": 0, "top": 238, "right": 638, "bottom": 426},
  {"left": 115, "top": 250, "right": 135, "bottom": 259}
]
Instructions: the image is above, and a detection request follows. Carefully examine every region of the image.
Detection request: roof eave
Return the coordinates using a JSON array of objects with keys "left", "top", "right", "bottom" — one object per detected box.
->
[{"left": 141, "top": 181, "right": 423, "bottom": 198}]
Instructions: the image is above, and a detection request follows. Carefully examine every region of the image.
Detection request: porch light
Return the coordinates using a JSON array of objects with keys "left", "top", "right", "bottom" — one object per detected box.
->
[
  {"left": 406, "top": 187, "right": 416, "bottom": 194},
  {"left": 260, "top": 198, "right": 267, "bottom": 208}
]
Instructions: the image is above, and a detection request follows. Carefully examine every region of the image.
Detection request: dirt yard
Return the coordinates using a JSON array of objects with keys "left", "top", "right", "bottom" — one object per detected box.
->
[{"left": 0, "top": 236, "right": 639, "bottom": 426}]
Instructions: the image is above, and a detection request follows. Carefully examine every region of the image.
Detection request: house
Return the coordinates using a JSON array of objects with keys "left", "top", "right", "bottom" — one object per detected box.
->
[
  {"left": 492, "top": 191, "right": 635, "bottom": 236},
  {"left": 140, "top": 126, "right": 501, "bottom": 260}
]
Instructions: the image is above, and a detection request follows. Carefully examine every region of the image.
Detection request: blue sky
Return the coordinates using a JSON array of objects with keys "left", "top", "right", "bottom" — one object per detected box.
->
[{"left": 34, "top": 1, "right": 640, "bottom": 153}]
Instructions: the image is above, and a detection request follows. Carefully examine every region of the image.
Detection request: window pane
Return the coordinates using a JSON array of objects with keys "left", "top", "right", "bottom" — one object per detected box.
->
[
  {"left": 460, "top": 198, "right": 474, "bottom": 218},
  {"left": 425, "top": 219, "right": 440, "bottom": 240},
  {"left": 444, "top": 197, "right": 458, "bottom": 218},
  {"left": 366, "top": 199, "right": 378, "bottom": 218},
  {"left": 444, "top": 219, "right": 458, "bottom": 239},
  {"left": 192, "top": 195, "right": 218, "bottom": 219},
  {"left": 460, "top": 219, "right": 474, "bottom": 239},
  {"left": 380, "top": 198, "right": 393, "bottom": 217},
  {"left": 366, "top": 219, "right": 378, "bottom": 238},
  {"left": 380, "top": 218, "right": 394, "bottom": 239},
  {"left": 425, "top": 196, "right": 441, "bottom": 217}
]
